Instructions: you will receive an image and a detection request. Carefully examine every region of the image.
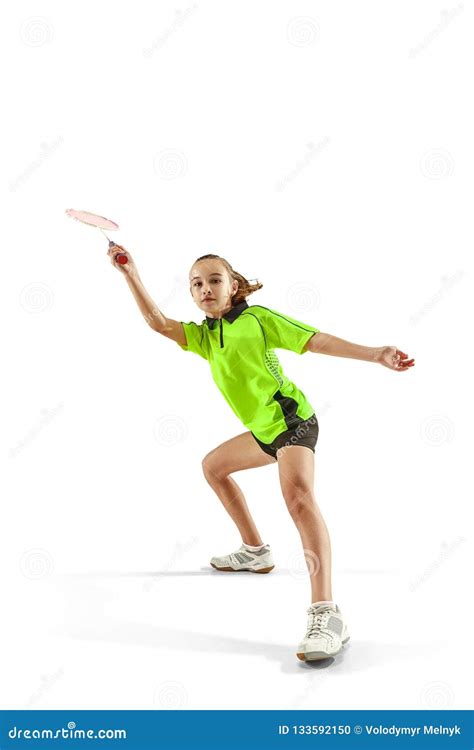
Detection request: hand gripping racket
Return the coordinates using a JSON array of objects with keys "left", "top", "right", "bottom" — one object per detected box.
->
[{"left": 65, "top": 209, "right": 128, "bottom": 264}]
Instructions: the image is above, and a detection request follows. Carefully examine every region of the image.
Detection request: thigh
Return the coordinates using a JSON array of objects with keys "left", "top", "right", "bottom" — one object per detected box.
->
[
  {"left": 276, "top": 445, "right": 315, "bottom": 500},
  {"left": 203, "top": 431, "right": 277, "bottom": 479}
]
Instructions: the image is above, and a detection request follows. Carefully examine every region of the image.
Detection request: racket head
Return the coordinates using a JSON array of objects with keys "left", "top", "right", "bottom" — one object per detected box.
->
[{"left": 65, "top": 208, "right": 119, "bottom": 231}]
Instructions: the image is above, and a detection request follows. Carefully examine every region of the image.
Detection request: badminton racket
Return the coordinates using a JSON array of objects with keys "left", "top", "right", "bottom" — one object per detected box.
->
[{"left": 65, "top": 208, "right": 128, "bottom": 264}]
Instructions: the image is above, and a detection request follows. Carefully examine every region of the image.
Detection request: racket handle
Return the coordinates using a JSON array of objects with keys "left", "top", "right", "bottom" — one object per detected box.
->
[{"left": 108, "top": 240, "right": 128, "bottom": 264}]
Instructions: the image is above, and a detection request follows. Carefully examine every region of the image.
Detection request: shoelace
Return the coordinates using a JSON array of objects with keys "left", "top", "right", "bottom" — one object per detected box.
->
[{"left": 306, "top": 606, "right": 335, "bottom": 639}]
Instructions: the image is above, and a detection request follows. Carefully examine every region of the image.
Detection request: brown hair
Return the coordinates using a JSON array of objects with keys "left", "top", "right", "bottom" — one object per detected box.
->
[{"left": 192, "top": 254, "right": 263, "bottom": 306}]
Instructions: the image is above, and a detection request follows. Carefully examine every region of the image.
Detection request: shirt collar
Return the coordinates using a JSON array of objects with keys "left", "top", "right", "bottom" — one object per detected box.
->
[{"left": 205, "top": 300, "right": 249, "bottom": 329}]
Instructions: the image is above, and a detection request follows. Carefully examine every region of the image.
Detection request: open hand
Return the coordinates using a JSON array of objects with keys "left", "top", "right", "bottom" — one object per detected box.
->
[{"left": 377, "top": 346, "right": 415, "bottom": 371}]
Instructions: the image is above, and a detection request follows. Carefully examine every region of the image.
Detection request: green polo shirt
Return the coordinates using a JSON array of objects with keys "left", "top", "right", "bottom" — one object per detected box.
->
[{"left": 178, "top": 301, "right": 319, "bottom": 443}]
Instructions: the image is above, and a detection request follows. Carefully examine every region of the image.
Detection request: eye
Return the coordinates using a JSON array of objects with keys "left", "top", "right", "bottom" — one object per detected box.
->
[{"left": 212, "top": 279, "right": 221, "bottom": 283}]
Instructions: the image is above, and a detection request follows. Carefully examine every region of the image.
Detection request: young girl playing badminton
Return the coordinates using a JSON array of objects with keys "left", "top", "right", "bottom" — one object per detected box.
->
[{"left": 109, "top": 245, "right": 415, "bottom": 662}]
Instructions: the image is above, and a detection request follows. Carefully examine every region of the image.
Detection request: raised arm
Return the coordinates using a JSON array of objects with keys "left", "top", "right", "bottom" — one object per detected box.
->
[
  {"left": 304, "top": 332, "right": 415, "bottom": 371},
  {"left": 108, "top": 245, "right": 187, "bottom": 346}
]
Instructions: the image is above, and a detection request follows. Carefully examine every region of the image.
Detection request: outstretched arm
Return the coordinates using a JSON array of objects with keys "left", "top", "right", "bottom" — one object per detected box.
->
[
  {"left": 108, "top": 244, "right": 186, "bottom": 345},
  {"left": 304, "top": 332, "right": 415, "bottom": 371}
]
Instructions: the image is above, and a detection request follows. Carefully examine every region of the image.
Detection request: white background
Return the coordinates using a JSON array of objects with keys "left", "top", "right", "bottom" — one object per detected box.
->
[{"left": 1, "top": 0, "right": 472, "bottom": 711}]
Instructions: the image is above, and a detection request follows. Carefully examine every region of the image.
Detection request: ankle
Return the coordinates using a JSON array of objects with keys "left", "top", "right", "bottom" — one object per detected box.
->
[{"left": 242, "top": 542, "right": 266, "bottom": 551}]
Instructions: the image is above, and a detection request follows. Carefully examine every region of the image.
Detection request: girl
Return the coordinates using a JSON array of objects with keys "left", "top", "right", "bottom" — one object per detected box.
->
[{"left": 109, "top": 245, "right": 415, "bottom": 662}]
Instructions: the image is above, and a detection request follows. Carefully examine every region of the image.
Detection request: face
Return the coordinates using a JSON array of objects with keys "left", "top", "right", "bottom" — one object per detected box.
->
[{"left": 189, "top": 259, "right": 239, "bottom": 317}]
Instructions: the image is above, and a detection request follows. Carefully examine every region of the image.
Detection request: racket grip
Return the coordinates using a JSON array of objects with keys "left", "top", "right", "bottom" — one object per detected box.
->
[{"left": 108, "top": 241, "right": 128, "bottom": 264}]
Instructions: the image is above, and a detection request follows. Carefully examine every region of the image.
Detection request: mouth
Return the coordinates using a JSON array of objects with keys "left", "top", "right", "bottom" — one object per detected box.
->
[{"left": 203, "top": 299, "right": 215, "bottom": 303}]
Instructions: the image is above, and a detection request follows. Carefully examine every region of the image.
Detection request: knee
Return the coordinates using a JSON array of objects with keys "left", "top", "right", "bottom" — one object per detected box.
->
[
  {"left": 201, "top": 455, "right": 227, "bottom": 483},
  {"left": 283, "top": 486, "right": 314, "bottom": 519}
]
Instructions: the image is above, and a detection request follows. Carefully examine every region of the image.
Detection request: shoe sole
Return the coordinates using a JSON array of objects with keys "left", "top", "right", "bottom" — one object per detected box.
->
[
  {"left": 210, "top": 563, "right": 274, "bottom": 574},
  {"left": 296, "top": 636, "right": 351, "bottom": 662}
]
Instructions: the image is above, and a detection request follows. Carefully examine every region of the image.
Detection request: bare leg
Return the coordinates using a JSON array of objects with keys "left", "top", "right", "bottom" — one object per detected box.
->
[
  {"left": 276, "top": 445, "right": 332, "bottom": 603},
  {"left": 202, "top": 431, "right": 277, "bottom": 546}
]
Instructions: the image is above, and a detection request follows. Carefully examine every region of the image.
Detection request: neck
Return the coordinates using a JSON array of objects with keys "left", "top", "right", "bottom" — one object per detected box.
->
[{"left": 207, "top": 300, "right": 235, "bottom": 319}]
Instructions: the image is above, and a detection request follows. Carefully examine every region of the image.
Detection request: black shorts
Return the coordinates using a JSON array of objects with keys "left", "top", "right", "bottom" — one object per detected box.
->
[{"left": 251, "top": 413, "right": 319, "bottom": 460}]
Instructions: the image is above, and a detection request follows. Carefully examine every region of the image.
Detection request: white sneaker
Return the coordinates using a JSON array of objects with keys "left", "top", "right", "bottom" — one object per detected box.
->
[
  {"left": 210, "top": 544, "right": 274, "bottom": 574},
  {"left": 296, "top": 603, "right": 350, "bottom": 661}
]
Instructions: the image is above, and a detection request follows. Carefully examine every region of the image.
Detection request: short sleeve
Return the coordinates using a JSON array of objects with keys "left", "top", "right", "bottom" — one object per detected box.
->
[
  {"left": 178, "top": 321, "right": 209, "bottom": 360},
  {"left": 251, "top": 306, "right": 319, "bottom": 355}
]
